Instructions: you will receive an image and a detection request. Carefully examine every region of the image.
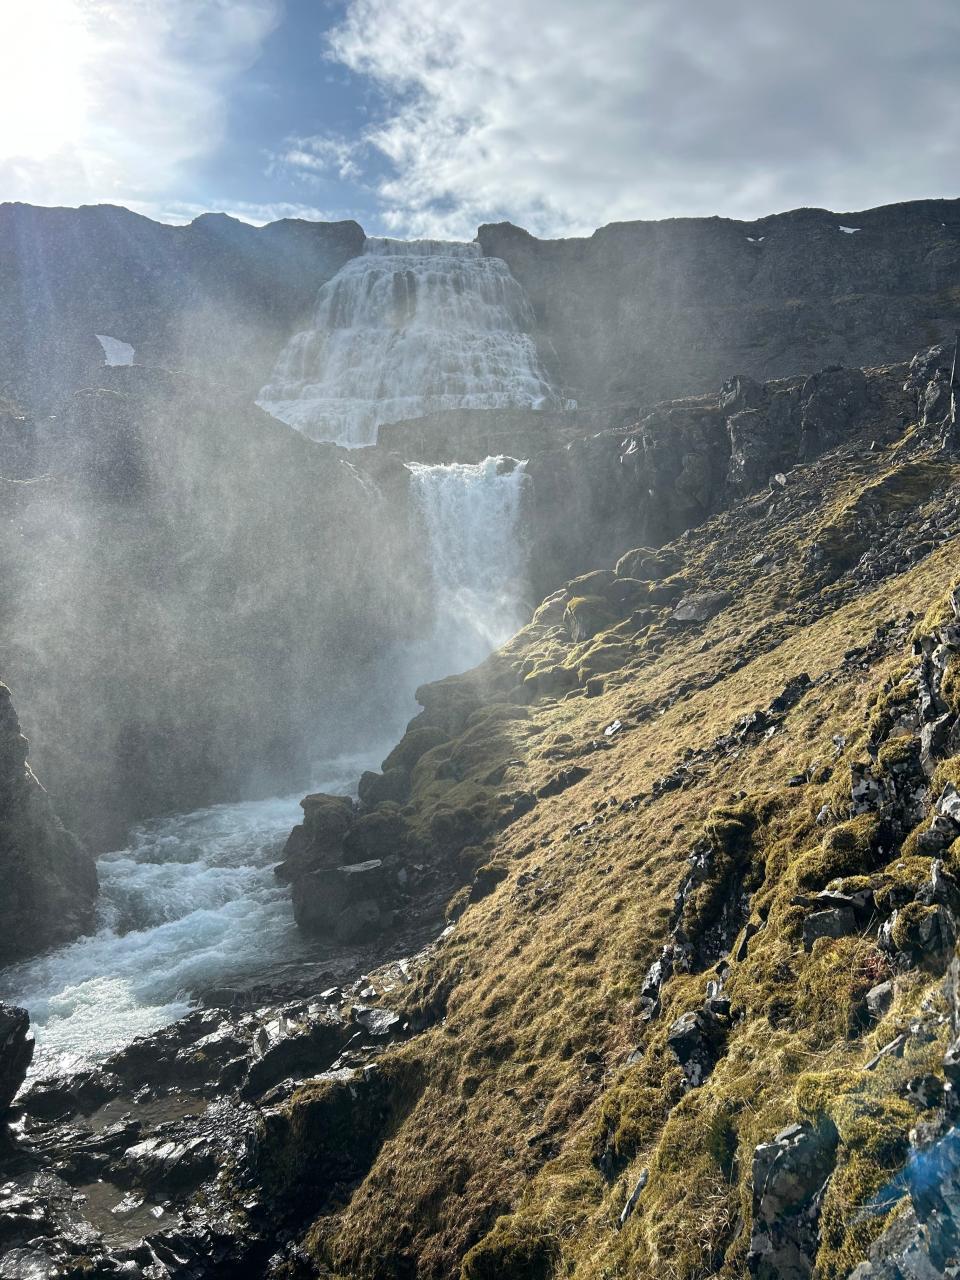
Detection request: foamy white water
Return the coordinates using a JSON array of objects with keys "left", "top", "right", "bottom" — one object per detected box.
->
[
  {"left": 0, "top": 754, "right": 375, "bottom": 1079},
  {"left": 407, "top": 455, "right": 531, "bottom": 675},
  {"left": 257, "top": 237, "right": 562, "bottom": 446}
]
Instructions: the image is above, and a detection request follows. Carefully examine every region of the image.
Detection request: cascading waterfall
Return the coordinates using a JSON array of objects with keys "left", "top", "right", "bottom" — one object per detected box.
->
[
  {"left": 2, "top": 242, "right": 547, "bottom": 1084},
  {"left": 406, "top": 455, "right": 531, "bottom": 678},
  {"left": 256, "top": 237, "right": 563, "bottom": 446}
]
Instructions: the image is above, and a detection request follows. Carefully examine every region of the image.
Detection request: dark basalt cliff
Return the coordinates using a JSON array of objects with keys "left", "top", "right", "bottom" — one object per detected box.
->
[
  {"left": 0, "top": 203, "right": 364, "bottom": 413},
  {"left": 0, "top": 682, "right": 94, "bottom": 961},
  {"left": 479, "top": 199, "right": 960, "bottom": 407}
]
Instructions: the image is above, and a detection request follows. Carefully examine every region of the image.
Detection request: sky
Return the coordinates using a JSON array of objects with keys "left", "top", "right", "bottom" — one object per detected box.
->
[{"left": 2, "top": 0, "right": 960, "bottom": 239}]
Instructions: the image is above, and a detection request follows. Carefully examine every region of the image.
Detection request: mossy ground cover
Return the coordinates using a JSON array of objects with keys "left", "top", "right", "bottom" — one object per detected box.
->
[{"left": 280, "top": 403, "right": 960, "bottom": 1279}]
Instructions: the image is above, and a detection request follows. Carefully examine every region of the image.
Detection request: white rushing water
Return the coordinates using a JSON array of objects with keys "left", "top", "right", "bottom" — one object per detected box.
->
[
  {"left": 0, "top": 754, "right": 375, "bottom": 1079},
  {"left": 257, "top": 237, "right": 562, "bottom": 446},
  {"left": 407, "top": 455, "right": 531, "bottom": 676}
]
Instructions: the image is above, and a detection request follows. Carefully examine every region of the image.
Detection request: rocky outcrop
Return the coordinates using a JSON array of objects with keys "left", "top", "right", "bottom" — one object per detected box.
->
[
  {"left": 479, "top": 199, "right": 960, "bottom": 409},
  {"left": 0, "top": 684, "right": 95, "bottom": 961},
  {"left": 524, "top": 359, "right": 910, "bottom": 589},
  {"left": 0, "top": 203, "right": 365, "bottom": 413},
  {"left": 0, "top": 1005, "right": 33, "bottom": 1114}
]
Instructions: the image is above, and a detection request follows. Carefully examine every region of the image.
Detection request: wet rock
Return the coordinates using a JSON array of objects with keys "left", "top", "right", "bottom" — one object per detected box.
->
[
  {"left": 0, "top": 685, "right": 97, "bottom": 963},
  {"left": 122, "top": 1134, "right": 217, "bottom": 1190},
  {"left": 0, "top": 1005, "right": 33, "bottom": 1114},
  {"left": 242, "top": 1008, "right": 349, "bottom": 1099},
  {"left": 748, "top": 1122, "right": 836, "bottom": 1279},
  {"left": 671, "top": 591, "right": 730, "bottom": 624}
]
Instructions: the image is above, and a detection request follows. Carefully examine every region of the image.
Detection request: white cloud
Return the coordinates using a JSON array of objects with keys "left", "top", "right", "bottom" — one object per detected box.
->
[
  {"left": 0, "top": 0, "right": 280, "bottom": 206},
  {"left": 328, "top": 0, "right": 960, "bottom": 238},
  {"left": 274, "top": 135, "right": 364, "bottom": 183}
]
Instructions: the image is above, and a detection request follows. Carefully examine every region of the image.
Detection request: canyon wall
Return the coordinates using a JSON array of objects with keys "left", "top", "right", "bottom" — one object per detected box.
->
[
  {"left": 0, "top": 203, "right": 364, "bottom": 413},
  {"left": 478, "top": 198, "right": 960, "bottom": 407}
]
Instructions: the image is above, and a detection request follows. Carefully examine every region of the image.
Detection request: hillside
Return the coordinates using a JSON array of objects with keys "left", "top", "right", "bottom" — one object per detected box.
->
[{"left": 4, "top": 347, "right": 960, "bottom": 1277}]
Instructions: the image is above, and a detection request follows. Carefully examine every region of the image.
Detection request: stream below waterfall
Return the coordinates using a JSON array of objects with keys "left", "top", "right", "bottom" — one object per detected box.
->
[{"left": 0, "top": 753, "right": 378, "bottom": 1080}]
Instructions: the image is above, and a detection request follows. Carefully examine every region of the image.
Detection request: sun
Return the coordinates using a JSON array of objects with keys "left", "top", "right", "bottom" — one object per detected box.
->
[{"left": 0, "top": 0, "right": 94, "bottom": 161}]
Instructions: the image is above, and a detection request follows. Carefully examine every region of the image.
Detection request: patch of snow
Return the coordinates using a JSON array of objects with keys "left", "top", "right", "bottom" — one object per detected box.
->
[
  {"left": 746, "top": 236, "right": 765, "bottom": 243},
  {"left": 96, "top": 334, "right": 135, "bottom": 366},
  {"left": 838, "top": 226, "right": 862, "bottom": 235}
]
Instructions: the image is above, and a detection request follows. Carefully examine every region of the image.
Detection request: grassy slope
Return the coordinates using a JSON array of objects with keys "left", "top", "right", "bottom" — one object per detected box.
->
[{"left": 273, "top": 368, "right": 960, "bottom": 1279}]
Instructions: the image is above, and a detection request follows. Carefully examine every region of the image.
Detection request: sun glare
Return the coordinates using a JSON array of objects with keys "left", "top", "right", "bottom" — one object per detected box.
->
[{"left": 0, "top": 0, "right": 94, "bottom": 160}]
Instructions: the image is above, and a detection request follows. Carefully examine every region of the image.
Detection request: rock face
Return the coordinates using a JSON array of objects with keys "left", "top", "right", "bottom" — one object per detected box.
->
[
  {"left": 0, "top": 1004, "right": 33, "bottom": 1113},
  {"left": 0, "top": 683, "right": 95, "bottom": 961},
  {"left": 524, "top": 358, "right": 909, "bottom": 591},
  {"left": 479, "top": 199, "right": 960, "bottom": 408},
  {"left": 0, "top": 203, "right": 364, "bottom": 413}
]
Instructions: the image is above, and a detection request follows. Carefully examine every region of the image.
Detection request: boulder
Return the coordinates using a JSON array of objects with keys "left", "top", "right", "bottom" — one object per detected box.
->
[
  {"left": 564, "top": 595, "right": 614, "bottom": 642},
  {"left": 381, "top": 726, "right": 446, "bottom": 773},
  {"left": 614, "top": 547, "right": 680, "bottom": 582},
  {"left": 802, "top": 906, "right": 857, "bottom": 951},
  {"left": 748, "top": 1122, "right": 836, "bottom": 1279},
  {"left": 671, "top": 591, "right": 731, "bottom": 624},
  {"left": 292, "top": 859, "right": 393, "bottom": 942},
  {"left": 357, "top": 768, "right": 410, "bottom": 807}
]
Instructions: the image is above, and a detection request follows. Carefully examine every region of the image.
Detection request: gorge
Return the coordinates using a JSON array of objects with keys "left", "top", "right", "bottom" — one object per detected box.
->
[{"left": 3, "top": 199, "right": 960, "bottom": 1279}]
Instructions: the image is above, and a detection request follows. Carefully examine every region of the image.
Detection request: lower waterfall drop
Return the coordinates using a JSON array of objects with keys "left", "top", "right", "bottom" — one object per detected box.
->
[{"left": 406, "top": 455, "right": 531, "bottom": 677}]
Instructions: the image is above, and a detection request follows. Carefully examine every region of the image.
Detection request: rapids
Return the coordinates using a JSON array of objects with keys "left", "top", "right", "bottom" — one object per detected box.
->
[{"left": 0, "top": 754, "right": 376, "bottom": 1079}]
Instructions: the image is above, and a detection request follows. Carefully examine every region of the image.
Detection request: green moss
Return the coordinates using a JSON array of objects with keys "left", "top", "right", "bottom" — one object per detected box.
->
[
  {"left": 873, "top": 857, "right": 933, "bottom": 913},
  {"left": 461, "top": 1217, "right": 560, "bottom": 1280},
  {"left": 792, "top": 814, "right": 884, "bottom": 892},
  {"left": 877, "top": 737, "right": 922, "bottom": 775}
]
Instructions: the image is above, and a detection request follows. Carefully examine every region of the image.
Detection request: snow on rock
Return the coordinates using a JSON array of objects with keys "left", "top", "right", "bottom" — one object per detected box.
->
[
  {"left": 838, "top": 226, "right": 862, "bottom": 235},
  {"left": 95, "top": 335, "right": 135, "bottom": 366}
]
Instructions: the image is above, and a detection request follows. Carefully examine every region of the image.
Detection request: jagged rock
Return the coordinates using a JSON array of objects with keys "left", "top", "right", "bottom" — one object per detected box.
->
[
  {"left": 748, "top": 1122, "right": 836, "bottom": 1279},
  {"left": 666, "top": 1009, "right": 725, "bottom": 1087},
  {"left": 799, "top": 366, "right": 871, "bottom": 458},
  {"left": 242, "top": 1008, "right": 349, "bottom": 1098},
  {"left": 0, "top": 1004, "right": 33, "bottom": 1114},
  {"left": 671, "top": 591, "right": 730, "bottom": 624}
]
